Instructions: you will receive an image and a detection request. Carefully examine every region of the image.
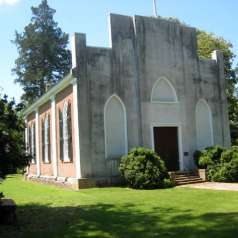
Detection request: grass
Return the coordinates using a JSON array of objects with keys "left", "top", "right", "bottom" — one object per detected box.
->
[{"left": 1, "top": 175, "right": 238, "bottom": 238}]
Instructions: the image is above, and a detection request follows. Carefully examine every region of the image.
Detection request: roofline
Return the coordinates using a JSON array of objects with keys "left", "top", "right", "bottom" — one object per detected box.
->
[{"left": 23, "top": 72, "right": 76, "bottom": 116}]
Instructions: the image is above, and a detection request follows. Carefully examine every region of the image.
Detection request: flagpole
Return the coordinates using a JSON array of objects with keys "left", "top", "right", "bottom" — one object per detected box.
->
[{"left": 153, "top": 0, "right": 158, "bottom": 17}]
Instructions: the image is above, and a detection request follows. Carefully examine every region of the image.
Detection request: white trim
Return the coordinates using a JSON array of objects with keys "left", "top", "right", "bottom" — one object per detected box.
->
[
  {"left": 104, "top": 94, "right": 128, "bottom": 159},
  {"left": 151, "top": 77, "right": 178, "bottom": 103},
  {"left": 150, "top": 123, "right": 184, "bottom": 171},
  {"left": 72, "top": 79, "right": 81, "bottom": 179},
  {"left": 30, "top": 124, "right": 35, "bottom": 164},
  {"left": 50, "top": 96, "right": 58, "bottom": 177},
  {"left": 71, "top": 34, "right": 77, "bottom": 69},
  {"left": 44, "top": 115, "right": 50, "bottom": 163},
  {"left": 62, "top": 101, "right": 70, "bottom": 162},
  {"left": 35, "top": 110, "right": 41, "bottom": 177},
  {"left": 108, "top": 14, "right": 112, "bottom": 48},
  {"left": 195, "top": 99, "right": 214, "bottom": 148},
  {"left": 25, "top": 119, "right": 29, "bottom": 174},
  {"left": 24, "top": 73, "right": 73, "bottom": 116}
]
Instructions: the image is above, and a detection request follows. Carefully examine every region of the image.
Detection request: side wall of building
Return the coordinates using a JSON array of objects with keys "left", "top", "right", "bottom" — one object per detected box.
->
[{"left": 26, "top": 81, "right": 79, "bottom": 184}]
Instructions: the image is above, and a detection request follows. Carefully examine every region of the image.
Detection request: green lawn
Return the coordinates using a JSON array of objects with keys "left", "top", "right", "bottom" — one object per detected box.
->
[{"left": 1, "top": 175, "right": 238, "bottom": 238}]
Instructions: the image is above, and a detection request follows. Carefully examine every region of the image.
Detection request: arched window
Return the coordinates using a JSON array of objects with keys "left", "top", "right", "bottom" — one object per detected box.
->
[
  {"left": 151, "top": 77, "right": 178, "bottom": 102},
  {"left": 104, "top": 95, "right": 128, "bottom": 159},
  {"left": 27, "top": 125, "right": 31, "bottom": 156},
  {"left": 41, "top": 117, "right": 45, "bottom": 162},
  {"left": 195, "top": 99, "right": 214, "bottom": 150},
  {"left": 41, "top": 114, "right": 51, "bottom": 163},
  {"left": 29, "top": 122, "right": 36, "bottom": 163},
  {"left": 59, "top": 101, "right": 72, "bottom": 162}
]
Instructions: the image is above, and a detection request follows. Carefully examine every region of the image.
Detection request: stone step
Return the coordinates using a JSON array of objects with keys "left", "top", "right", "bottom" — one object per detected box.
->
[
  {"left": 173, "top": 171, "right": 195, "bottom": 175},
  {"left": 171, "top": 171, "right": 204, "bottom": 186},
  {"left": 176, "top": 176, "right": 203, "bottom": 180},
  {"left": 175, "top": 177, "right": 203, "bottom": 184},
  {"left": 174, "top": 175, "right": 199, "bottom": 179},
  {"left": 176, "top": 180, "right": 203, "bottom": 186}
]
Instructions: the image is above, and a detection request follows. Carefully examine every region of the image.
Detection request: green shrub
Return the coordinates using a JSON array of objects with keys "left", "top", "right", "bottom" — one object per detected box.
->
[
  {"left": 198, "top": 155, "right": 214, "bottom": 169},
  {"left": 194, "top": 145, "right": 225, "bottom": 169},
  {"left": 207, "top": 164, "right": 225, "bottom": 182},
  {"left": 119, "top": 148, "right": 173, "bottom": 189},
  {"left": 208, "top": 160, "right": 238, "bottom": 182},
  {"left": 163, "top": 178, "right": 175, "bottom": 188},
  {"left": 205, "top": 146, "right": 238, "bottom": 182},
  {"left": 221, "top": 146, "right": 238, "bottom": 163},
  {"left": 206, "top": 146, "right": 226, "bottom": 162}
]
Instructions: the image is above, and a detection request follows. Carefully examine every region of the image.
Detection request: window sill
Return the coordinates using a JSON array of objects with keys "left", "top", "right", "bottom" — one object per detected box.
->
[
  {"left": 61, "top": 159, "right": 73, "bottom": 164},
  {"left": 42, "top": 161, "right": 51, "bottom": 164}
]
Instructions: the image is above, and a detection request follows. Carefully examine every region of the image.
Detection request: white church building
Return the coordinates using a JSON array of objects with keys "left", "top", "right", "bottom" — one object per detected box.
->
[{"left": 24, "top": 14, "right": 231, "bottom": 189}]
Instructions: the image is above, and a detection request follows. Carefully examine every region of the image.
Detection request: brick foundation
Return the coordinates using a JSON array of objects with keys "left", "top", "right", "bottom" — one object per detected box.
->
[{"left": 25, "top": 174, "right": 124, "bottom": 190}]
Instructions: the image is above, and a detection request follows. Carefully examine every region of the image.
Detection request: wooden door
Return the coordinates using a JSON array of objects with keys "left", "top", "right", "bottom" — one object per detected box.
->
[{"left": 153, "top": 127, "right": 179, "bottom": 171}]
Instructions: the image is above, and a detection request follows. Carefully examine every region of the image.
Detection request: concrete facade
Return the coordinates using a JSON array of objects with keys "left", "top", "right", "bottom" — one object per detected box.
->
[{"left": 24, "top": 14, "right": 231, "bottom": 188}]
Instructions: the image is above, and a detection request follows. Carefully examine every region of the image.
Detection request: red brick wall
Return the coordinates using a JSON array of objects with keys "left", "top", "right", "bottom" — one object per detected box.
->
[
  {"left": 26, "top": 84, "right": 77, "bottom": 178},
  {"left": 56, "top": 85, "right": 76, "bottom": 178},
  {"left": 39, "top": 101, "right": 54, "bottom": 176}
]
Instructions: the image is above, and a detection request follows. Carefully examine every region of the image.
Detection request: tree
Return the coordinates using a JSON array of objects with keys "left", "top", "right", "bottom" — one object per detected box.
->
[
  {"left": 0, "top": 95, "right": 30, "bottom": 181},
  {"left": 197, "top": 31, "right": 238, "bottom": 144},
  {"left": 12, "top": 0, "right": 71, "bottom": 105}
]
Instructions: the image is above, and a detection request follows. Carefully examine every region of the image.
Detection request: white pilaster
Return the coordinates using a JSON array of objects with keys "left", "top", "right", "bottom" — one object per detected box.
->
[
  {"left": 25, "top": 119, "right": 29, "bottom": 175},
  {"left": 71, "top": 34, "right": 77, "bottom": 69},
  {"left": 71, "top": 78, "right": 81, "bottom": 179},
  {"left": 35, "top": 110, "right": 40, "bottom": 177},
  {"left": 50, "top": 96, "right": 58, "bottom": 177}
]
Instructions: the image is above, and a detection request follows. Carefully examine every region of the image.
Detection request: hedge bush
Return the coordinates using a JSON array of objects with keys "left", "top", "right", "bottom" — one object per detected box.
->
[
  {"left": 119, "top": 148, "right": 173, "bottom": 189},
  {"left": 194, "top": 145, "right": 225, "bottom": 169},
  {"left": 194, "top": 145, "right": 238, "bottom": 182}
]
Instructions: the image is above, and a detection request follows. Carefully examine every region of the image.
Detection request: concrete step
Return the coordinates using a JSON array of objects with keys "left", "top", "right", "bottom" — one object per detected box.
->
[
  {"left": 174, "top": 175, "right": 199, "bottom": 179},
  {"left": 176, "top": 180, "right": 203, "bottom": 186},
  {"left": 174, "top": 171, "right": 203, "bottom": 185},
  {"left": 175, "top": 178, "right": 202, "bottom": 184},
  {"left": 172, "top": 171, "right": 203, "bottom": 186},
  {"left": 175, "top": 176, "right": 201, "bottom": 181},
  {"left": 174, "top": 171, "right": 195, "bottom": 175}
]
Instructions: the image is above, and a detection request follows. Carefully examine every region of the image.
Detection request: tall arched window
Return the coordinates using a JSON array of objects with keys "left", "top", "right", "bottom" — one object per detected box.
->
[
  {"left": 104, "top": 95, "right": 128, "bottom": 159},
  {"left": 195, "top": 99, "right": 214, "bottom": 150},
  {"left": 29, "top": 122, "right": 36, "bottom": 163},
  {"left": 151, "top": 77, "right": 178, "bottom": 102},
  {"left": 41, "top": 114, "right": 51, "bottom": 163},
  {"left": 59, "top": 101, "right": 72, "bottom": 162},
  {"left": 41, "top": 118, "right": 45, "bottom": 162}
]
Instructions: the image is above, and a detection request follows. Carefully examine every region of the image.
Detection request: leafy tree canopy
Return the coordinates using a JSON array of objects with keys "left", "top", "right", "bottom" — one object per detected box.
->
[
  {"left": 197, "top": 30, "right": 238, "bottom": 144},
  {"left": 12, "top": 0, "right": 71, "bottom": 105},
  {"left": 0, "top": 95, "right": 30, "bottom": 180}
]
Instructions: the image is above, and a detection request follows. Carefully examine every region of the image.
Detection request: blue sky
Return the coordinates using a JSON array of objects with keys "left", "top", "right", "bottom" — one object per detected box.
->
[{"left": 0, "top": 0, "right": 237, "bottom": 102}]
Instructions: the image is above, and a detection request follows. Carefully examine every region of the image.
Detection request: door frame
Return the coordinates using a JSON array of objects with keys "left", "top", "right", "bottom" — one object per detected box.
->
[{"left": 150, "top": 123, "right": 184, "bottom": 171}]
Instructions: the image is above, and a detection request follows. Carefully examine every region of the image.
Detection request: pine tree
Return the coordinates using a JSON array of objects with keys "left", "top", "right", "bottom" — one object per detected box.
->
[{"left": 12, "top": 0, "right": 71, "bottom": 104}]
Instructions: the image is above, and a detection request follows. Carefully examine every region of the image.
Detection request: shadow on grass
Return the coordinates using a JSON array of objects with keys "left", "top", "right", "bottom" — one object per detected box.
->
[{"left": 0, "top": 203, "right": 238, "bottom": 238}]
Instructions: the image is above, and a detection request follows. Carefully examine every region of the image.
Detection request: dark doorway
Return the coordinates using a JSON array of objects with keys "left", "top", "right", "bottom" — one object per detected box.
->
[{"left": 153, "top": 127, "right": 179, "bottom": 171}]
